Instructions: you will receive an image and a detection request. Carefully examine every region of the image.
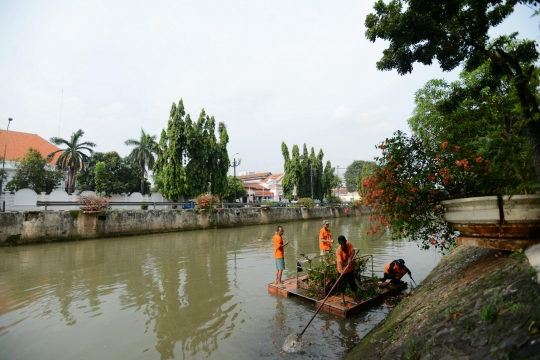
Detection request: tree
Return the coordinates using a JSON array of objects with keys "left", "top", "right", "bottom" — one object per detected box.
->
[
  {"left": 77, "top": 152, "right": 149, "bottom": 196},
  {"left": 281, "top": 142, "right": 326, "bottom": 199},
  {"left": 94, "top": 162, "right": 109, "bottom": 197},
  {"left": 125, "top": 128, "right": 158, "bottom": 195},
  {"left": 48, "top": 129, "right": 96, "bottom": 194},
  {"left": 185, "top": 109, "right": 230, "bottom": 198},
  {"left": 153, "top": 100, "right": 189, "bottom": 201},
  {"left": 344, "top": 160, "right": 375, "bottom": 192},
  {"left": 5, "top": 148, "right": 64, "bottom": 193},
  {"left": 222, "top": 176, "right": 247, "bottom": 202},
  {"left": 408, "top": 63, "right": 527, "bottom": 145},
  {"left": 153, "top": 99, "right": 230, "bottom": 201},
  {"left": 365, "top": 0, "right": 540, "bottom": 180},
  {"left": 322, "top": 160, "right": 338, "bottom": 199}
]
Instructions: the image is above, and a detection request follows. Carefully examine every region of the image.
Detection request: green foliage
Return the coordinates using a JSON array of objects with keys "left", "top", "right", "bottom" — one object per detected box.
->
[
  {"left": 77, "top": 152, "right": 148, "bottom": 196},
  {"left": 362, "top": 131, "right": 527, "bottom": 249},
  {"left": 94, "top": 161, "right": 109, "bottom": 197},
  {"left": 222, "top": 175, "right": 247, "bottom": 202},
  {"left": 125, "top": 128, "right": 158, "bottom": 195},
  {"left": 153, "top": 99, "right": 230, "bottom": 201},
  {"left": 262, "top": 199, "right": 276, "bottom": 207},
  {"left": 48, "top": 129, "right": 96, "bottom": 194},
  {"left": 307, "top": 252, "right": 339, "bottom": 287},
  {"left": 140, "top": 199, "right": 148, "bottom": 210},
  {"left": 344, "top": 160, "right": 374, "bottom": 192},
  {"left": 480, "top": 304, "right": 498, "bottom": 323},
  {"left": 323, "top": 161, "right": 338, "bottom": 199},
  {"left": 281, "top": 142, "right": 328, "bottom": 200},
  {"left": 4, "top": 148, "right": 64, "bottom": 194},
  {"left": 299, "top": 197, "right": 315, "bottom": 208},
  {"left": 365, "top": 0, "right": 540, "bottom": 179}
]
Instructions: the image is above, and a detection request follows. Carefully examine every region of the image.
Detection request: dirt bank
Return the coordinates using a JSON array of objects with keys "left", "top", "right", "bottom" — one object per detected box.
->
[{"left": 345, "top": 245, "right": 540, "bottom": 359}]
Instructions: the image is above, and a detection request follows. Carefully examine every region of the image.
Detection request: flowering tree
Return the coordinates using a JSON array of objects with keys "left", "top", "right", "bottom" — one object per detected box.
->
[{"left": 361, "top": 131, "right": 525, "bottom": 250}]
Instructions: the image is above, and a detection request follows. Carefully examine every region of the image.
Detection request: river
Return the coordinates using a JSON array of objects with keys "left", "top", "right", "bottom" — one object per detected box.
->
[{"left": 0, "top": 216, "right": 441, "bottom": 359}]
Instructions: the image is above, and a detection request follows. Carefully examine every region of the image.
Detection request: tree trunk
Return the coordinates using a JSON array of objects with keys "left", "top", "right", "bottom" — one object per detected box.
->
[
  {"left": 528, "top": 120, "right": 540, "bottom": 181},
  {"left": 140, "top": 170, "right": 145, "bottom": 195}
]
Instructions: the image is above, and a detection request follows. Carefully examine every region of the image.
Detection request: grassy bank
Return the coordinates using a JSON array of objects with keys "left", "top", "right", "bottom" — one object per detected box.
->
[{"left": 345, "top": 246, "right": 540, "bottom": 359}]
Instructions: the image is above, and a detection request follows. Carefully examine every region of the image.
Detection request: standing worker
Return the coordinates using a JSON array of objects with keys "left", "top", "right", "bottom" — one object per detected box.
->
[
  {"left": 319, "top": 219, "right": 334, "bottom": 256},
  {"left": 273, "top": 225, "right": 289, "bottom": 286},
  {"left": 336, "top": 235, "right": 357, "bottom": 306},
  {"left": 381, "top": 259, "right": 412, "bottom": 284}
]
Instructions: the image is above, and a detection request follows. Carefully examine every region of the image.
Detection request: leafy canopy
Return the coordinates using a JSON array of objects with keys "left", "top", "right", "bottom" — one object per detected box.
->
[{"left": 5, "top": 148, "right": 64, "bottom": 194}]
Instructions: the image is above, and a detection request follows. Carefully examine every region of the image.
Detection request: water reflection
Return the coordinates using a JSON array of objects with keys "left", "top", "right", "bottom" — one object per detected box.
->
[{"left": 0, "top": 216, "right": 441, "bottom": 359}]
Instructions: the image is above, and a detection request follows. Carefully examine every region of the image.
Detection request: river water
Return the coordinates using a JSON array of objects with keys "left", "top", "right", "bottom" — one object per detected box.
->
[{"left": 0, "top": 216, "right": 441, "bottom": 359}]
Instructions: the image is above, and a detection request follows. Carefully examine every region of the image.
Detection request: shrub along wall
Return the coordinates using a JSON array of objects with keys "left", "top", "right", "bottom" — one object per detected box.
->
[{"left": 0, "top": 206, "right": 356, "bottom": 246}]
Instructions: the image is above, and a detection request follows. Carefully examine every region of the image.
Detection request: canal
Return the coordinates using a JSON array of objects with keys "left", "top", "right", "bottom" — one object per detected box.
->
[{"left": 0, "top": 216, "right": 442, "bottom": 359}]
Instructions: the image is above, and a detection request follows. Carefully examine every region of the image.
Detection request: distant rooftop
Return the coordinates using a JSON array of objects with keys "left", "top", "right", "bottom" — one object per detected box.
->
[{"left": 0, "top": 130, "right": 62, "bottom": 164}]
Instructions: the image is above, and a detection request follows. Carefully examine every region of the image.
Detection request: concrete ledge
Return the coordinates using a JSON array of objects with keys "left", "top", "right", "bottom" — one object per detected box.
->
[
  {"left": 0, "top": 207, "right": 359, "bottom": 246},
  {"left": 457, "top": 236, "right": 540, "bottom": 252}
]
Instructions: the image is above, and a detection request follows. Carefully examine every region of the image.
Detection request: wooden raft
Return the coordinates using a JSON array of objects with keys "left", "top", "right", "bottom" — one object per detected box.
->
[{"left": 268, "top": 275, "right": 407, "bottom": 318}]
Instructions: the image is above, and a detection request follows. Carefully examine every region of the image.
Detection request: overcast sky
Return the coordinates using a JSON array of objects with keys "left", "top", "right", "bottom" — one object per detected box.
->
[{"left": 0, "top": 1, "right": 538, "bottom": 176}]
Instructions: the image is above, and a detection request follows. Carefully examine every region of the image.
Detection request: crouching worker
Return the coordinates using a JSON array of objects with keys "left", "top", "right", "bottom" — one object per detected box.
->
[
  {"left": 336, "top": 235, "right": 357, "bottom": 306},
  {"left": 381, "top": 259, "right": 411, "bottom": 285}
]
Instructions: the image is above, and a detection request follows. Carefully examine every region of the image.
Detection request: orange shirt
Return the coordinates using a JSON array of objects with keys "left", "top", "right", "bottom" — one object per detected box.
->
[
  {"left": 336, "top": 242, "right": 355, "bottom": 273},
  {"left": 273, "top": 233, "right": 284, "bottom": 259},
  {"left": 319, "top": 227, "right": 332, "bottom": 251},
  {"left": 384, "top": 261, "right": 407, "bottom": 275}
]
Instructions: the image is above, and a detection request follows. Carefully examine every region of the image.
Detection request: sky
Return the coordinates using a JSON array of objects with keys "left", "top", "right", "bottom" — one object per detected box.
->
[{"left": 0, "top": 0, "right": 538, "bottom": 176}]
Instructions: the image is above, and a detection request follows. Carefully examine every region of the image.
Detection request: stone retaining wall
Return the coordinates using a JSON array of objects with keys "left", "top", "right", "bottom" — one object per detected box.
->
[{"left": 0, "top": 206, "right": 357, "bottom": 246}]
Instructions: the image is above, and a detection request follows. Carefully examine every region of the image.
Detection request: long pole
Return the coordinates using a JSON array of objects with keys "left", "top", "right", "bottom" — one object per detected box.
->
[{"left": 1, "top": 118, "right": 13, "bottom": 212}]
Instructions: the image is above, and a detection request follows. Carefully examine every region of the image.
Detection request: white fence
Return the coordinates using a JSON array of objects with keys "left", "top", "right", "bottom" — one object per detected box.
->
[{"left": 2, "top": 189, "right": 169, "bottom": 212}]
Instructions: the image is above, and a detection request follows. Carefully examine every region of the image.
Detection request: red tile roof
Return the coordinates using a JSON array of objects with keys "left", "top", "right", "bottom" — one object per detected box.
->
[
  {"left": 0, "top": 130, "right": 62, "bottom": 164},
  {"left": 238, "top": 172, "right": 272, "bottom": 181}
]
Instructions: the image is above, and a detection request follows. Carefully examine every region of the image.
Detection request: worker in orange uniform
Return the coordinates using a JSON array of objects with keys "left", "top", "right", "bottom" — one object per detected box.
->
[
  {"left": 336, "top": 235, "right": 357, "bottom": 306},
  {"left": 382, "top": 259, "right": 411, "bottom": 284},
  {"left": 273, "top": 225, "right": 289, "bottom": 286},
  {"left": 319, "top": 219, "right": 334, "bottom": 256}
]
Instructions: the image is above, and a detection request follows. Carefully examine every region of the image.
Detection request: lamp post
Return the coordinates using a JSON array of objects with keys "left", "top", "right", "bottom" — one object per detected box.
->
[
  {"left": 230, "top": 153, "right": 241, "bottom": 204},
  {"left": 310, "top": 163, "right": 314, "bottom": 199},
  {"left": 1, "top": 118, "right": 13, "bottom": 212},
  {"left": 336, "top": 165, "right": 345, "bottom": 203}
]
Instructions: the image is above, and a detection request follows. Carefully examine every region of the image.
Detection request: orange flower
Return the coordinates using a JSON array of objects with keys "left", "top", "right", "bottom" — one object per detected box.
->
[
  {"left": 442, "top": 141, "right": 448, "bottom": 149},
  {"left": 454, "top": 146, "right": 461, "bottom": 152},
  {"left": 476, "top": 156, "right": 483, "bottom": 163},
  {"left": 428, "top": 173, "right": 436, "bottom": 181},
  {"left": 379, "top": 144, "right": 385, "bottom": 150}
]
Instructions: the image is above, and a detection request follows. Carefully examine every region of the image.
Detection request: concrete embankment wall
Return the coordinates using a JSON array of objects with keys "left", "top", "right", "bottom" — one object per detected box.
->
[{"left": 0, "top": 206, "right": 356, "bottom": 246}]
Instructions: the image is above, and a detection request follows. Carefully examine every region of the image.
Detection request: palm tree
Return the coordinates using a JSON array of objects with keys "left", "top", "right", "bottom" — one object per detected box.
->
[
  {"left": 125, "top": 128, "right": 157, "bottom": 195},
  {"left": 48, "top": 129, "right": 96, "bottom": 194}
]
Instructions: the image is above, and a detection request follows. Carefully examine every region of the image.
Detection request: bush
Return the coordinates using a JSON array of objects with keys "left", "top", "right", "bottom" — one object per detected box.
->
[
  {"left": 299, "top": 197, "right": 315, "bottom": 208},
  {"left": 78, "top": 195, "right": 108, "bottom": 211},
  {"left": 195, "top": 194, "right": 221, "bottom": 212},
  {"left": 141, "top": 200, "right": 148, "bottom": 210}
]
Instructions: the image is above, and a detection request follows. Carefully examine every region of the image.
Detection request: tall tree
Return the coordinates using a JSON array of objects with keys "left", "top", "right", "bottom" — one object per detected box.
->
[
  {"left": 322, "top": 160, "right": 337, "bottom": 199},
  {"left": 153, "top": 100, "right": 188, "bottom": 201},
  {"left": 365, "top": 0, "right": 540, "bottom": 180},
  {"left": 282, "top": 142, "right": 327, "bottom": 199},
  {"left": 222, "top": 176, "right": 248, "bottom": 202},
  {"left": 185, "top": 109, "right": 230, "bottom": 198},
  {"left": 125, "top": 128, "right": 158, "bottom": 195},
  {"left": 48, "top": 129, "right": 96, "bottom": 194},
  {"left": 5, "top": 148, "right": 64, "bottom": 193}
]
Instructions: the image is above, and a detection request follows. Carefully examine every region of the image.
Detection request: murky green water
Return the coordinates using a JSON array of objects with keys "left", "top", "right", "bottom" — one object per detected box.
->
[{"left": 0, "top": 216, "right": 441, "bottom": 359}]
